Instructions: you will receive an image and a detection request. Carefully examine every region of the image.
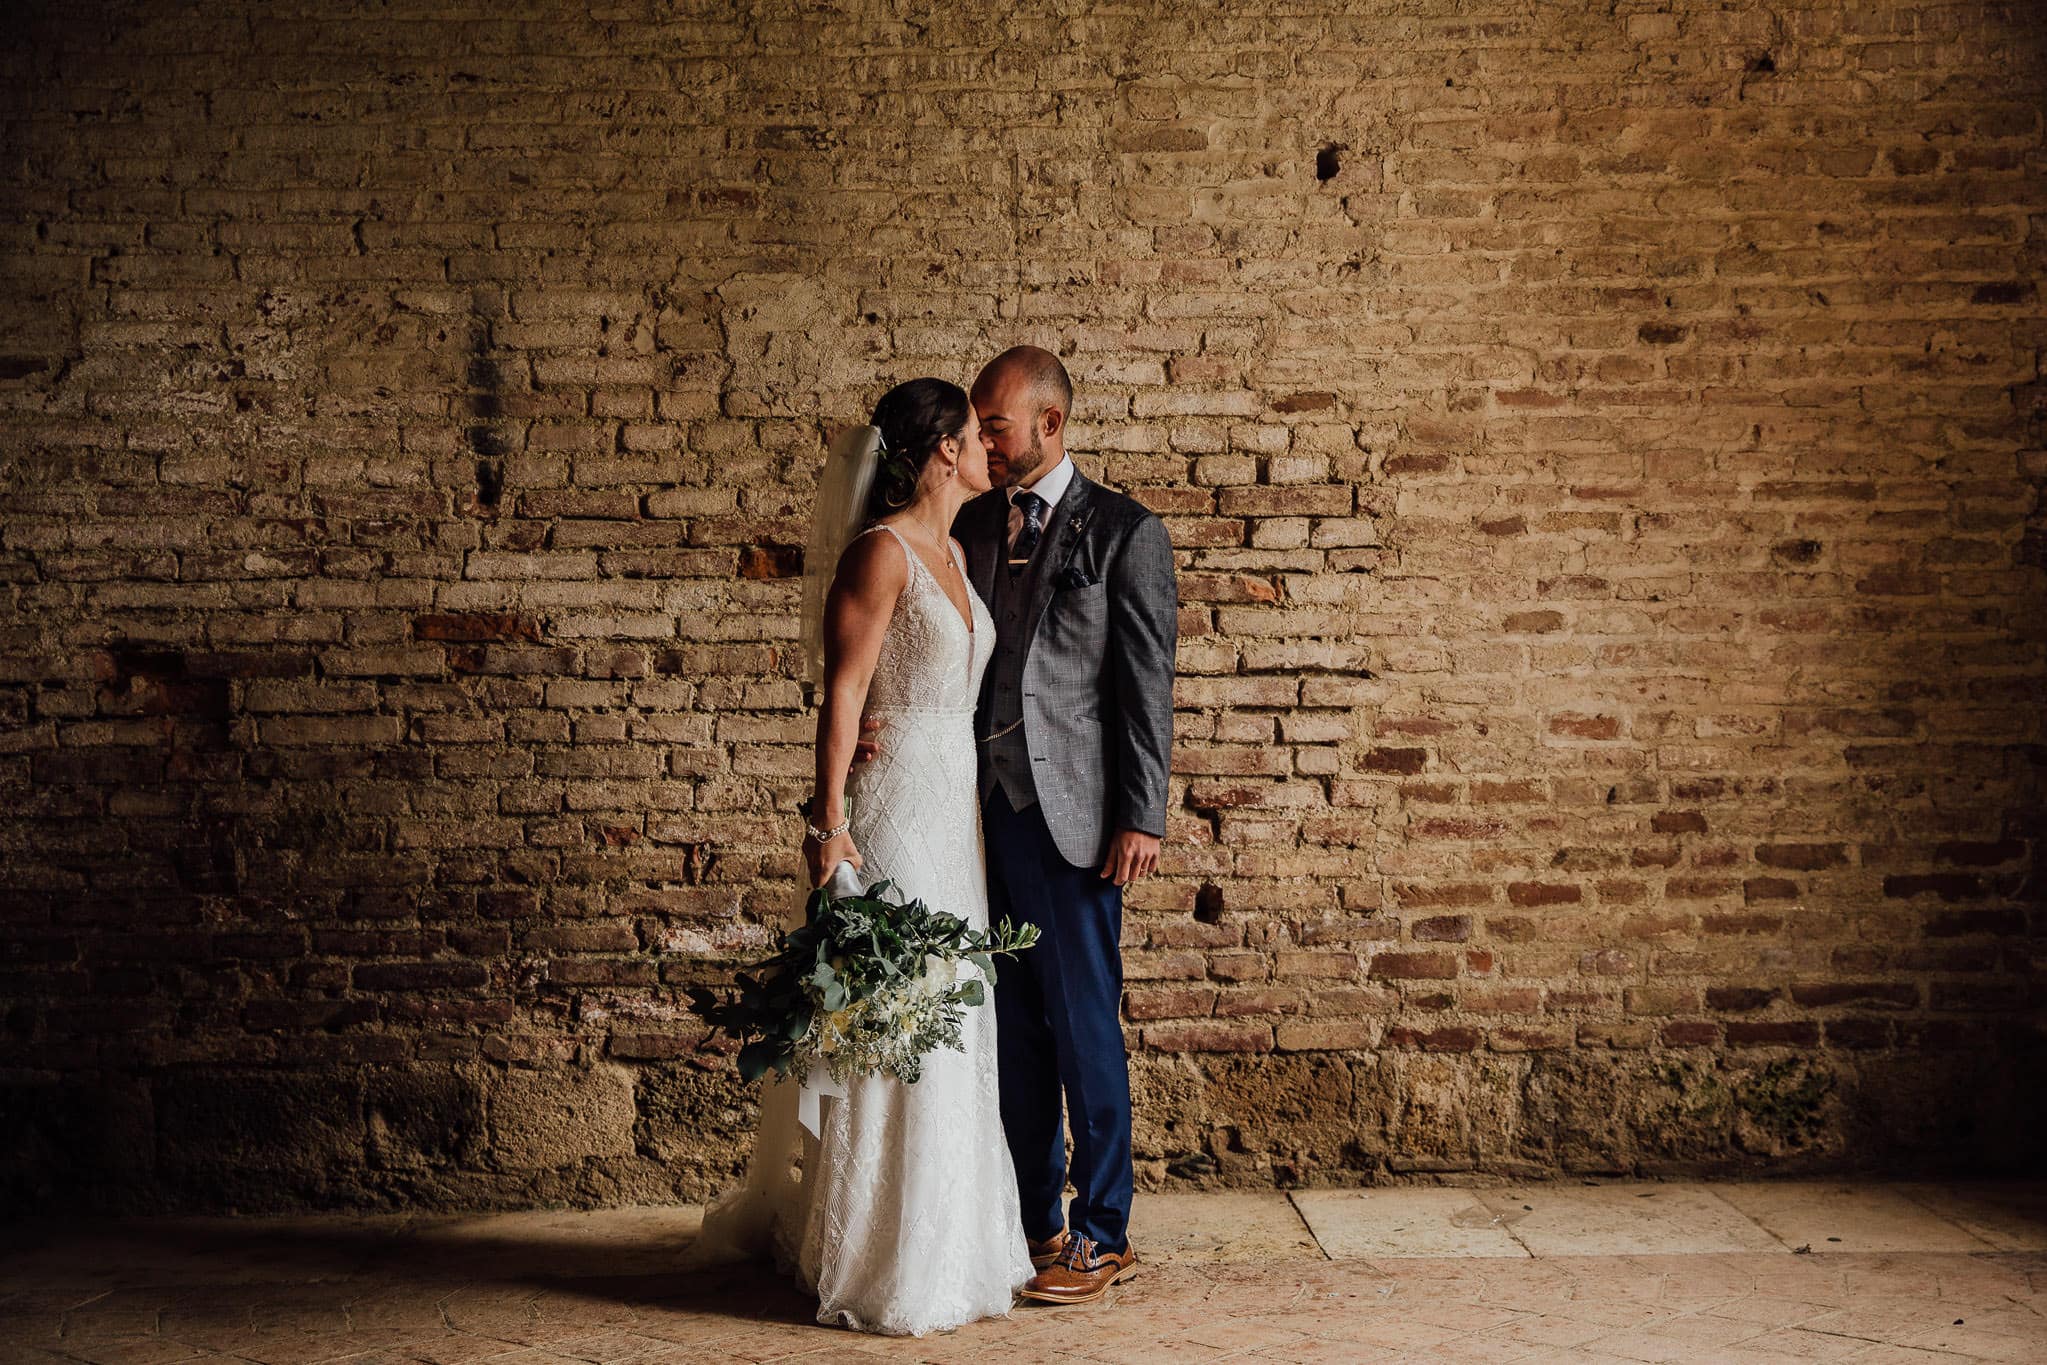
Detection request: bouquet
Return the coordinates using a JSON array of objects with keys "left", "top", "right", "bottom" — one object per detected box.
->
[{"left": 688, "top": 870, "right": 1040, "bottom": 1087}]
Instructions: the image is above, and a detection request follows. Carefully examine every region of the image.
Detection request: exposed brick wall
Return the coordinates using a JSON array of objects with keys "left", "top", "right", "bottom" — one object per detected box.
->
[{"left": 1, "top": 2, "right": 2042, "bottom": 1212}]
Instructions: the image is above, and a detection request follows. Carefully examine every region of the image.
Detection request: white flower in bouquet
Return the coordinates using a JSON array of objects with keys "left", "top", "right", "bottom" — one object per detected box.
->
[{"left": 916, "top": 952, "right": 956, "bottom": 998}]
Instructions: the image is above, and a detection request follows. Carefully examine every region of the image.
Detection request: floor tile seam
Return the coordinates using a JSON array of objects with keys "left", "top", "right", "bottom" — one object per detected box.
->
[
  {"left": 1467, "top": 1188, "right": 1558, "bottom": 1260},
  {"left": 1718, "top": 1183, "right": 2010, "bottom": 1259},
  {"left": 1688, "top": 1299, "right": 1851, "bottom": 1337},
  {"left": 1687, "top": 1182, "right": 1803, "bottom": 1256},
  {"left": 1281, "top": 1190, "right": 1332, "bottom": 1262},
  {"left": 1889, "top": 1186, "right": 2018, "bottom": 1254}
]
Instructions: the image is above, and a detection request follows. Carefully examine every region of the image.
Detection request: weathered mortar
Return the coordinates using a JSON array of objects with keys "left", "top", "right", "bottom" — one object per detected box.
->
[{"left": 0, "top": 1, "right": 2042, "bottom": 1213}]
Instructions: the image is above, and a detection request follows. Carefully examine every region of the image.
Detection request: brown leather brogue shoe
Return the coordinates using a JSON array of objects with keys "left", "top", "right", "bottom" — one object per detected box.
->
[
  {"left": 1019, "top": 1234, "right": 1137, "bottom": 1305},
  {"left": 1027, "top": 1229, "right": 1069, "bottom": 1269}
]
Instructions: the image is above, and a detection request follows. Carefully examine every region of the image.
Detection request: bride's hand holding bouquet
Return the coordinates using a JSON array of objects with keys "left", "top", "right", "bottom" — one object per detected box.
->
[{"left": 801, "top": 797, "right": 862, "bottom": 890}]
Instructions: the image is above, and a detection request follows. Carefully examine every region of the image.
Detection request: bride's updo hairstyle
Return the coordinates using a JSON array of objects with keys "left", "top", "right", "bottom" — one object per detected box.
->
[{"left": 864, "top": 377, "right": 970, "bottom": 521}]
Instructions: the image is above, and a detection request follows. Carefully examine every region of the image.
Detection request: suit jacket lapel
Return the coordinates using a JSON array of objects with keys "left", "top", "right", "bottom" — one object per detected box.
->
[{"left": 1019, "top": 473, "right": 1095, "bottom": 649}]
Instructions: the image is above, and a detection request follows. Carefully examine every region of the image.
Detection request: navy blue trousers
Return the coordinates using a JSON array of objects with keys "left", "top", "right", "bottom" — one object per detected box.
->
[{"left": 983, "top": 785, "right": 1133, "bottom": 1253}]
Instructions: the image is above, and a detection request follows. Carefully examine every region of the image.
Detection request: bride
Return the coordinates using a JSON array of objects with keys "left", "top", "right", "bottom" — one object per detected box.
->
[{"left": 690, "top": 378, "right": 1033, "bottom": 1335}]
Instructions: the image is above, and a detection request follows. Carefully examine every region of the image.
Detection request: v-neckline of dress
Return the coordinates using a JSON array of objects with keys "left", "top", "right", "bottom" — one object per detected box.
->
[{"left": 880, "top": 522, "right": 975, "bottom": 643}]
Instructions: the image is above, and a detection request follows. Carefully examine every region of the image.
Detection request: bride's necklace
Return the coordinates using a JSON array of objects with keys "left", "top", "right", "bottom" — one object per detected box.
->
[
  {"left": 894, "top": 515, "right": 964, "bottom": 582},
  {"left": 890, "top": 514, "right": 975, "bottom": 677}
]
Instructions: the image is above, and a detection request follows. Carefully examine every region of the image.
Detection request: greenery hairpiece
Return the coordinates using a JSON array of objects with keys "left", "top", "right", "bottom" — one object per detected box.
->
[{"left": 874, "top": 426, "right": 918, "bottom": 507}]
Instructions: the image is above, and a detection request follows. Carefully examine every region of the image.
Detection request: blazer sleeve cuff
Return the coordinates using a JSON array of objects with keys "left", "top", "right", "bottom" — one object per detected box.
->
[{"left": 1114, "top": 806, "right": 1168, "bottom": 840}]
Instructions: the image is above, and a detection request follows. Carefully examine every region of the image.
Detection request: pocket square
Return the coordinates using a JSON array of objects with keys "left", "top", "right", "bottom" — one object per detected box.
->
[{"left": 1055, "top": 566, "right": 1100, "bottom": 591}]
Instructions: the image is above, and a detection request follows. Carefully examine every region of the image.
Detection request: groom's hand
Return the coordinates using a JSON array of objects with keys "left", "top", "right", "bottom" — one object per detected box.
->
[
  {"left": 852, "top": 715, "right": 882, "bottom": 765},
  {"left": 1099, "top": 829, "right": 1160, "bottom": 886}
]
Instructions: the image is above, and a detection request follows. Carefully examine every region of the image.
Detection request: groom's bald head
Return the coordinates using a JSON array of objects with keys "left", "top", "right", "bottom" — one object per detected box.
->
[
  {"left": 973, "top": 345, "right": 1072, "bottom": 420},
  {"left": 972, "top": 346, "right": 1072, "bottom": 489}
]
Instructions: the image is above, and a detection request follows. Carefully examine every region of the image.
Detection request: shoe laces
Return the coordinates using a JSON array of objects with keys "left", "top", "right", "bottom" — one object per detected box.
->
[{"left": 1057, "top": 1233, "right": 1100, "bottom": 1271}]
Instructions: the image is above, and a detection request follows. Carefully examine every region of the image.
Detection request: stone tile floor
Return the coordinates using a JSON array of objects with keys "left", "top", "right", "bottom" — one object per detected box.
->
[{"left": 2, "top": 1181, "right": 2043, "bottom": 1363}]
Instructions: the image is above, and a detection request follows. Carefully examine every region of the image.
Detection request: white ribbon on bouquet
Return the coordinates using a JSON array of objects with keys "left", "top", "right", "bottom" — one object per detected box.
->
[{"left": 793, "top": 857, "right": 864, "bottom": 1136}]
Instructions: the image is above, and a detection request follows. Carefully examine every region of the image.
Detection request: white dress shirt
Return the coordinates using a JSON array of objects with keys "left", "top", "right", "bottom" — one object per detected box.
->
[{"left": 1006, "top": 454, "right": 1075, "bottom": 555}]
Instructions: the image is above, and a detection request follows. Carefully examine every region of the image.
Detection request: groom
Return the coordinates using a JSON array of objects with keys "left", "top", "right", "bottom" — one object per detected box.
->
[{"left": 958, "top": 346, "right": 1178, "bottom": 1305}]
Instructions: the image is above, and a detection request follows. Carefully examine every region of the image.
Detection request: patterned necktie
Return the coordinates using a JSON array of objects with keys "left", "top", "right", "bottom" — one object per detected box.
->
[{"left": 1009, "top": 491, "right": 1046, "bottom": 574}]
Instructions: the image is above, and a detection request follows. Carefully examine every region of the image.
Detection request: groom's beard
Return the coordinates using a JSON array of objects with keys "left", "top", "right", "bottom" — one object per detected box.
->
[{"left": 1001, "top": 429, "right": 1046, "bottom": 488}]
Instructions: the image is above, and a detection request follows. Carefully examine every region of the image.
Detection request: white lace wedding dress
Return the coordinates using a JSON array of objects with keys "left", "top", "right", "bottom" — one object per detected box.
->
[{"left": 691, "top": 523, "right": 1032, "bottom": 1335}]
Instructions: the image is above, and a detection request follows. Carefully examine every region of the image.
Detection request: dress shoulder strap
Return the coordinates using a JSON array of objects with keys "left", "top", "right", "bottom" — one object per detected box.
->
[{"left": 864, "top": 521, "right": 923, "bottom": 583}]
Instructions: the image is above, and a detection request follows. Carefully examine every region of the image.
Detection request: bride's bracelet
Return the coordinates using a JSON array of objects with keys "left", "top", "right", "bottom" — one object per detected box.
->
[
  {"left": 805, "top": 815, "right": 850, "bottom": 843},
  {"left": 798, "top": 796, "right": 849, "bottom": 844}
]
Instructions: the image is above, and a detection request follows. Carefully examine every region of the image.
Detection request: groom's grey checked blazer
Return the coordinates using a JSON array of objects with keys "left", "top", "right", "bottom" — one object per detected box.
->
[{"left": 956, "top": 469, "right": 1179, "bottom": 869}]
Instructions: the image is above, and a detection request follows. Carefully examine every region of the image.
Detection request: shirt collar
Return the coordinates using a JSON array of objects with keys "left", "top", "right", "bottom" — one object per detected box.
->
[{"left": 1008, "top": 454, "right": 1075, "bottom": 511}]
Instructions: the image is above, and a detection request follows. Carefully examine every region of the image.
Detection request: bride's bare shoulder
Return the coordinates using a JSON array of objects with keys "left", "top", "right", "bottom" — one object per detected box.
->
[{"left": 831, "top": 524, "right": 910, "bottom": 601}]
